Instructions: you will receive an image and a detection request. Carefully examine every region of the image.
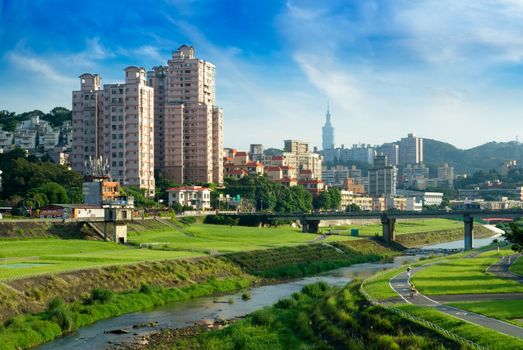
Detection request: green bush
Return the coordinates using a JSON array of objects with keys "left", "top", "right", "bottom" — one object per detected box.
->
[
  {"left": 44, "top": 298, "right": 73, "bottom": 331},
  {"left": 139, "top": 283, "right": 154, "bottom": 295},
  {"left": 204, "top": 214, "right": 239, "bottom": 226},
  {"left": 250, "top": 309, "right": 276, "bottom": 326},
  {"left": 85, "top": 288, "right": 113, "bottom": 304}
]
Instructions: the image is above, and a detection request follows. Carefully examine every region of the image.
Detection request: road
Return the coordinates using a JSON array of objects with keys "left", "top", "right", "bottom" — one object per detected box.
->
[{"left": 389, "top": 264, "right": 523, "bottom": 340}]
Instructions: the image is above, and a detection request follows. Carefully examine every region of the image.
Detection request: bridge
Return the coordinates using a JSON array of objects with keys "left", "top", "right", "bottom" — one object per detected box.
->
[{"left": 225, "top": 209, "right": 523, "bottom": 250}]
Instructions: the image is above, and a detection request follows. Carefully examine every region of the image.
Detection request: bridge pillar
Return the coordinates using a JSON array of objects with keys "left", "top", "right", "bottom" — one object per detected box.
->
[
  {"left": 381, "top": 214, "right": 396, "bottom": 243},
  {"left": 300, "top": 219, "right": 308, "bottom": 233},
  {"left": 300, "top": 219, "right": 319, "bottom": 233},
  {"left": 464, "top": 215, "right": 474, "bottom": 251}
]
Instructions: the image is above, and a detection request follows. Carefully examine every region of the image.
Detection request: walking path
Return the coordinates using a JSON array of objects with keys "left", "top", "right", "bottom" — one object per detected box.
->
[
  {"left": 389, "top": 266, "right": 523, "bottom": 340},
  {"left": 487, "top": 254, "right": 523, "bottom": 283}
]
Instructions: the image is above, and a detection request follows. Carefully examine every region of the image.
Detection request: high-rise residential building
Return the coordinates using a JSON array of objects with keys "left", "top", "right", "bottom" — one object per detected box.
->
[
  {"left": 148, "top": 45, "right": 223, "bottom": 185},
  {"left": 368, "top": 155, "right": 397, "bottom": 197},
  {"left": 322, "top": 106, "right": 334, "bottom": 150},
  {"left": 379, "top": 143, "right": 399, "bottom": 166},
  {"left": 71, "top": 68, "right": 155, "bottom": 196},
  {"left": 71, "top": 73, "right": 102, "bottom": 173},
  {"left": 339, "top": 144, "right": 376, "bottom": 164},
  {"left": 399, "top": 133, "right": 423, "bottom": 165},
  {"left": 438, "top": 163, "right": 454, "bottom": 188}
]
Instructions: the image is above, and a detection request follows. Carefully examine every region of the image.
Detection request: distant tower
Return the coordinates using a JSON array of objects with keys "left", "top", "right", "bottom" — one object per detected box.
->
[{"left": 322, "top": 104, "right": 335, "bottom": 150}]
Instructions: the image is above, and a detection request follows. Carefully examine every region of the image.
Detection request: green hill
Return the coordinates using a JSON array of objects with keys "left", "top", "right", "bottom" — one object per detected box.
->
[{"left": 421, "top": 139, "right": 523, "bottom": 174}]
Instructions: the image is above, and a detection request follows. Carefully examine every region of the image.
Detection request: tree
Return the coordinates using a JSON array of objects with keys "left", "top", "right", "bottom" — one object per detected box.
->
[
  {"left": 346, "top": 203, "right": 362, "bottom": 212},
  {"left": 504, "top": 223, "right": 523, "bottom": 252},
  {"left": 29, "top": 182, "right": 69, "bottom": 204},
  {"left": 313, "top": 192, "right": 330, "bottom": 210}
]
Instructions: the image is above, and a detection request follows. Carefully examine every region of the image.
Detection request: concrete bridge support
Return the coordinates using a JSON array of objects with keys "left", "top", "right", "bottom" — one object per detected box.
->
[
  {"left": 464, "top": 215, "right": 474, "bottom": 251},
  {"left": 300, "top": 219, "right": 320, "bottom": 233},
  {"left": 381, "top": 215, "right": 396, "bottom": 243}
]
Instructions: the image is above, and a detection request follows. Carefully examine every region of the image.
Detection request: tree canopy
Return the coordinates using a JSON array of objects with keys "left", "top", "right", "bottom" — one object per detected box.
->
[
  {"left": 0, "top": 149, "right": 82, "bottom": 206},
  {"left": 504, "top": 223, "right": 523, "bottom": 252}
]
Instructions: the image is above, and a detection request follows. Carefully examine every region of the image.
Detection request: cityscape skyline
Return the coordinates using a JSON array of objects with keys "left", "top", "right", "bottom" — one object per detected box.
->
[{"left": 2, "top": 1, "right": 523, "bottom": 150}]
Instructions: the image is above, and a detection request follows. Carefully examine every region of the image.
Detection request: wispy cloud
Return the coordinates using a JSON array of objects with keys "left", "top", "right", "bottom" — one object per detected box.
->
[{"left": 5, "top": 51, "right": 76, "bottom": 85}]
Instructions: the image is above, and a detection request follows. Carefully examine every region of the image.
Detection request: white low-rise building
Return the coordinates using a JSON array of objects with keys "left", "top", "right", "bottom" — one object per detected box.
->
[
  {"left": 406, "top": 197, "right": 423, "bottom": 211},
  {"left": 423, "top": 192, "right": 443, "bottom": 207},
  {"left": 167, "top": 186, "right": 211, "bottom": 210}
]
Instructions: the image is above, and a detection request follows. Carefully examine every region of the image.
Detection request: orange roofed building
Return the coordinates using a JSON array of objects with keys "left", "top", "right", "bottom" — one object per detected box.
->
[{"left": 223, "top": 149, "right": 264, "bottom": 179}]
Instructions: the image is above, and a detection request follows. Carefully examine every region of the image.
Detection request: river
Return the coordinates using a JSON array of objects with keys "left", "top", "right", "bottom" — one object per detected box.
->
[{"left": 37, "top": 236, "right": 498, "bottom": 350}]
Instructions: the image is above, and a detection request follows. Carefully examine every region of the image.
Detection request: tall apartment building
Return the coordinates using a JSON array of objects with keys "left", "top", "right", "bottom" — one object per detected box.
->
[
  {"left": 71, "top": 68, "right": 155, "bottom": 196},
  {"left": 322, "top": 106, "right": 334, "bottom": 150},
  {"left": 148, "top": 45, "right": 223, "bottom": 184},
  {"left": 339, "top": 144, "right": 376, "bottom": 164},
  {"left": 368, "top": 155, "right": 397, "bottom": 197},
  {"left": 399, "top": 133, "right": 423, "bottom": 165},
  {"left": 379, "top": 143, "right": 399, "bottom": 166}
]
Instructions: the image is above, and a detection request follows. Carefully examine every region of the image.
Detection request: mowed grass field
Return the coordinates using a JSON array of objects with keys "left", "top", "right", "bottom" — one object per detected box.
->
[
  {"left": 320, "top": 218, "right": 463, "bottom": 236},
  {"left": 411, "top": 248, "right": 523, "bottom": 295},
  {"left": 0, "top": 224, "right": 350, "bottom": 281},
  {"left": 511, "top": 255, "right": 523, "bottom": 276},
  {"left": 127, "top": 224, "right": 352, "bottom": 253},
  {"left": 0, "top": 219, "right": 466, "bottom": 281},
  {"left": 0, "top": 239, "right": 202, "bottom": 280},
  {"left": 448, "top": 300, "right": 523, "bottom": 327}
]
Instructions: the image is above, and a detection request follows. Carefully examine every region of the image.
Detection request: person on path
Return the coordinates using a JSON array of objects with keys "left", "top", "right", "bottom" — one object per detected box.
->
[
  {"left": 406, "top": 265, "right": 412, "bottom": 280},
  {"left": 409, "top": 283, "right": 418, "bottom": 298}
]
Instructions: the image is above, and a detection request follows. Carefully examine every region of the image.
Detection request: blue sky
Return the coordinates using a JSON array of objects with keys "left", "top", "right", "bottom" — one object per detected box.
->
[{"left": 1, "top": 0, "right": 523, "bottom": 150}]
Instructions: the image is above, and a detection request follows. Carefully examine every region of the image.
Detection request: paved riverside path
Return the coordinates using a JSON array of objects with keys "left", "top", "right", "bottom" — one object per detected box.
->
[
  {"left": 389, "top": 266, "right": 523, "bottom": 340},
  {"left": 487, "top": 254, "right": 523, "bottom": 283}
]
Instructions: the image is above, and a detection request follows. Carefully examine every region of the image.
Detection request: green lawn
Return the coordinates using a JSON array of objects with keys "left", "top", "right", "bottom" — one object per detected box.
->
[
  {"left": 128, "top": 224, "right": 352, "bottom": 253},
  {"left": 321, "top": 218, "right": 462, "bottom": 236},
  {"left": 0, "top": 224, "right": 351, "bottom": 281},
  {"left": 0, "top": 239, "right": 202, "bottom": 280},
  {"left": 396, "top": 304, "right": 523, "bottom": 350},
  {"left": 411, "top": 248, "right": 523, "bottom": 295},
  {"left": 448, "top": 300, "right": 523, "bottom": 327},
  {"left": 511, "top": 255, "right": 523, "bottom": 276}
]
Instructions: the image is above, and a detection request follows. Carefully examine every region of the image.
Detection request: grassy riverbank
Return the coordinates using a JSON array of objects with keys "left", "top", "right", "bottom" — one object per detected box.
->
[
  {"left": 412, "top": 248, "right": 523, "bottom": 295},
  {"left": 396, "top": 304, "right": 523, "bottom": 350},
  {"left": 320, "top": 218, "right": 462, "bottom": 236},
  {"left": 362, "top": 245, "right": 523, "bottom": 350},
  {"left": 0, "top": 276, "right": 252, "bottom": 350},
  {"left": 0, "top": 238, "right": 399, "bottom": 350},
  {"left": 225, "top": 239, "right": 396, "bottom": 278},
  {"left": 153, "top": 282, "right": 460, "bottom": 350}
]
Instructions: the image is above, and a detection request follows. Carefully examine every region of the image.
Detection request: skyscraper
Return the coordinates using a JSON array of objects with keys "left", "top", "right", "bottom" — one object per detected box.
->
[
  {"left": 149, "top": 45, "right": 223, "bottom": 184},
  {"left": 71, "top": 68, "right": 155, "bottom": 196},
  {"left": 399, "top": 133, "right": 423, "bottom": 165},
  {"left": 322, "top": 106, "right": 334, "bottom": 150}
]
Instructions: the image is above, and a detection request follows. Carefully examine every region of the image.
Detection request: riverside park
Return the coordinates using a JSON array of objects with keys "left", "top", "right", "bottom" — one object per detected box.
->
[{"left": 0, "top": 215, "right": 522, "bottom": 350}]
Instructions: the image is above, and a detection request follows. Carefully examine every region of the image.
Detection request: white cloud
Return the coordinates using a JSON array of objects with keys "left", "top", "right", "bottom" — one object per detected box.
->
[{"left": 5, "top": 51, "right": 76, "bottom": 85}]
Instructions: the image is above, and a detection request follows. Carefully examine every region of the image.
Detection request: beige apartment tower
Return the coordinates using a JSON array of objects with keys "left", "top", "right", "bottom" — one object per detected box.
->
[
  {"left": 71, "top": 68, "right": 155, "bottom": 196},
  {"left": 148, "top": 45, "right": 223, "bottom": 185}
]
